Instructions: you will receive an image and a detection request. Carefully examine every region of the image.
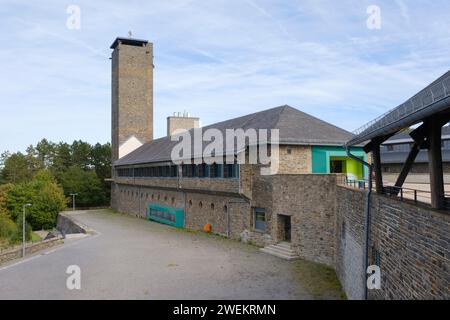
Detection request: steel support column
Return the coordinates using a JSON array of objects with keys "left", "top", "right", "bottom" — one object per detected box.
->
[
  {"left": 428, "top": 118, "right": 445, "bottom": 209},
  {"left": 372, "top": 140, "right": 383, "bottom": 194}
]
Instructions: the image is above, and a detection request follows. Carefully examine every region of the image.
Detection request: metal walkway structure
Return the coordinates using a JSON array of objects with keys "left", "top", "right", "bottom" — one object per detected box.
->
[
  {"left": 346, "top": 70, "right": 450, "bottom": 147},
  {"left": 346, "top": 70, "right": 450, "bottom": 209}
]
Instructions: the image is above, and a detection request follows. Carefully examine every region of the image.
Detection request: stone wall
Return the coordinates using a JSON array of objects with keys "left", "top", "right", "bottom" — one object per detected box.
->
[
  {"left": 167, "top": 116, "right": 200, "bottom": 136},
  {"left": 0, "top": 237, "right": 63, "bottom": 265},
  {"left": 278, "top": 145, "right": 312, "bottom": 174},
  {"left": 112, "top": 183, "right": 252, "bottom": 240},
  {"left": 335, "top": 185, "right": 450, "bottom": 300},
  {"left": 111, "top": 41, "right": 153, "bottom": 161},
  {"left": 57, "top": 212, "right": 88, "bottom": 235},
  {"left": 270, "top": 174, "right": 339, "bottom": 266},
  {"left": 334, "top": 186, "right": 366, "bottom": 300}
]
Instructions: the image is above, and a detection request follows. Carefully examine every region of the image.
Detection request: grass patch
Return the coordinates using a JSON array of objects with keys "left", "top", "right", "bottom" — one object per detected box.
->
[
  {"left": 293, "top": 259, "right": 346, "bottom": 300},
  {"left": 31, "top": 232, "right": 42, "bottom": 243}
]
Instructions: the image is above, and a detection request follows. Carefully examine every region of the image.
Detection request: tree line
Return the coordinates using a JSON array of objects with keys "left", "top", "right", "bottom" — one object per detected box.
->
[{"left": 0, "top": 139, "right": 111, "bottom": 248}]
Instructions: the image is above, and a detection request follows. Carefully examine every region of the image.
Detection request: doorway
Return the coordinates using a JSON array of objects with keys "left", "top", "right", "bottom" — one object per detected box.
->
[{"left": 278, "top": 214, "right": 291, "bottom": 242}]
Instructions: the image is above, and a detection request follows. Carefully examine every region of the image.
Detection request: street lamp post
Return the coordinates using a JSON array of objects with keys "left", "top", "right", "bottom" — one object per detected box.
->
[
  {"left": 22, "top": 203, "right": 32, "bottom": 258},
  {"left": 69, "top": 193, "right": 78, "bottom": 211}
]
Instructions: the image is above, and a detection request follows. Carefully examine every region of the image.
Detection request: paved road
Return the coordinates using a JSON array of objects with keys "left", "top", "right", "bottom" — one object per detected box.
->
[{"left": 0, "top": 210, "right": 310, "bottom": 299}]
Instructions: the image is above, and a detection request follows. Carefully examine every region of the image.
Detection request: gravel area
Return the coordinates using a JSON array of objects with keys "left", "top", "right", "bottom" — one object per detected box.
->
[{"left": 0, "top": 209, "right": 312, "bottom": 299}]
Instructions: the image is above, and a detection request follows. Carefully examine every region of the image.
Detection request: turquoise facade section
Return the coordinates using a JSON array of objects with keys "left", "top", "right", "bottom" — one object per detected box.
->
[
  {"left": 147, "top": 203, "right": 185, "bottom": 228},
  {"left": 311, "top": 146, "right": 367, "bottom": 179}
]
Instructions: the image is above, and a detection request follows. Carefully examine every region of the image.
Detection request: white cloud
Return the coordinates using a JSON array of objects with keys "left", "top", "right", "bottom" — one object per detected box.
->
[{"left": 1, "top": 0, "right": 450, "bottom": 152}]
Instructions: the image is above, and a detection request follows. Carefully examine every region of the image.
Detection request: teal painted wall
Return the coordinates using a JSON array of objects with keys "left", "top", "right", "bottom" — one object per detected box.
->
[
  {"left": 147, "top": 203, "right": 185, "bottom": 228},
  {"left": 312, "top": 146, "right": 367, "bottom": 179}
]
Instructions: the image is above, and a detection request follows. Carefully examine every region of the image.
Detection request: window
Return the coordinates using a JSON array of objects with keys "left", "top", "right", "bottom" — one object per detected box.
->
[
  {"left": 170, "top": 165, "right": 178, "bottom": 177},
  {"left": 253, "top": 208, "right": 266, "bottom": 232},
  {"left": 210, "top": 163, "right": 222, "bottom": 178},
  {"left": 387, "top": 145, "right": 394, "bottom": 152},
  {"left": 192, "top": 164, "right": 199, "bottom": 177},
  {"left": 286, "top": 148, "right": 292, "bottom": 155},
  {"left": 210, "top": 203, "right": 215, "bottom": 210},
  {"left": 199, "top": 201, "right": 203, "bottom": 208},
  {"left": 330, "top": 160, "right": 344, "bottom": 173},
  {"left": 224, "top": 164, "right": 238, "bottom": 178},
  {"left": 198, "top": 163, "right": 208, "bottom": 178}
]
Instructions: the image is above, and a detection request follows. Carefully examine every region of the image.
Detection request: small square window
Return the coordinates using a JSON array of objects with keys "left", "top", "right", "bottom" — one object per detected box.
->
[
  {"left": 286, "top": 148, "right": 292, "bottom": 155},
  {"left": 253, "top": 208, "right": 266, "bottom": 232}
]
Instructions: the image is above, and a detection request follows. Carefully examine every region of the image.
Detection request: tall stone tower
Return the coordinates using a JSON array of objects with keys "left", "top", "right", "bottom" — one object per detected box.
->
[{"left": 111, "top": 37, "right": 153, "bottom": 161}]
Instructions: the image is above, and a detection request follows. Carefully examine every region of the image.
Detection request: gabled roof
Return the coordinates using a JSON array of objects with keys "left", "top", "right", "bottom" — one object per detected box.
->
[{"left": 114, "top": 105, "right": 354, "bottom": 166}]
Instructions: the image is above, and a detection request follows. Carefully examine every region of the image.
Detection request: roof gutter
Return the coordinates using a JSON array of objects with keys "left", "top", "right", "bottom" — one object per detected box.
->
[{"left": 345, "top": 146, "right": 372, "bottom": 300}]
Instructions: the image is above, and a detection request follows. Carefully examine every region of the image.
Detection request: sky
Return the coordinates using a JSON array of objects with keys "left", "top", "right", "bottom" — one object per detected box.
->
[{"left": 1, "top": 0, "right": 450, "bottom": 153}]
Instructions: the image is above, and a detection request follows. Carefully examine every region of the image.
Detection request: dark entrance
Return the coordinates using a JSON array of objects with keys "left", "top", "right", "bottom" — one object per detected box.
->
[{"left": 279, "top": 215, "right": 291, "bottom": 242}]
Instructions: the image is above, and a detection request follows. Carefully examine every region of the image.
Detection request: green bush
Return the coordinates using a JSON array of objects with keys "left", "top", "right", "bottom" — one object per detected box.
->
[
  {"left": 0, "top": 214, "right": 30, "bottom": 246},
  {"left": 5, "top": 170, "right": 66, "bottom": 230},
  {"left": 59, "top": 166, "right": 107, "bottom": 208},
  {"left": 0, "top": 214, "right": 18, "bottom": 241}
]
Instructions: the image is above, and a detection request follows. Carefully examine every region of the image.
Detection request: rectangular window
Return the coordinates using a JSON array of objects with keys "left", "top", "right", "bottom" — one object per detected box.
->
[
  {"left": 192, "top": 164, "right": 199, "bottom": 177},
  {"left": 198, "top": 163, "right": 206, "bottom": 178},
  {"left": 253, "top": 208, "right": 266, "bottom": 232},
  {"left": 170, "top": 165, "right": 178, "bottom": 177},
  {"left": 210, "top": 163, "right": 222, "bottom": 178}
]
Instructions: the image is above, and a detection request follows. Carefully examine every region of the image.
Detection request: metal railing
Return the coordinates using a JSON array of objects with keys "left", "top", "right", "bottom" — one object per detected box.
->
[
  {"left": 338, "top": 176, "right": 450, "bottom": 209},
  {"left": 351, "top": 73, "right": 450, "bottom": 138}
]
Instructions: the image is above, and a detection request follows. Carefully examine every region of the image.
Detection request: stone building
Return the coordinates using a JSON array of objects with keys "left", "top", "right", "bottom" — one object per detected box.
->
[
  {"left": 108, "top": 36, "right": 449, "bottom": 299},
  {"left": 109, "top": 37, "right": 365, "bottom": 257}
]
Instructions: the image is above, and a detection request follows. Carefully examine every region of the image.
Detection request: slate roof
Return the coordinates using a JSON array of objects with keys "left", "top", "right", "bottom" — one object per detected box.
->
[
  {"left": 380, "top": 126, "right": 450, "bottom": 164},
  {"left": 114, "top": 105, "right": 354, "bottom": 166},
  {"left": 383, "top": 126, "right": 450, "bottom": 144}
]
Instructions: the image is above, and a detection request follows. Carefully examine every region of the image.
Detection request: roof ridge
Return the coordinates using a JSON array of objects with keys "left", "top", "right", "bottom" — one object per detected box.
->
[
  {"left": 201, "top": 105, "right": 286, "bottom": 130},
  {"left": 275, "top": 105, "right": 353, "bottom": 135}
]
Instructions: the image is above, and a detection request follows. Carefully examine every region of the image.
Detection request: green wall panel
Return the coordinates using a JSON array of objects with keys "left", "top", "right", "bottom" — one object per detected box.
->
[
  {"left": 147, "top": 203, "right": 185, "bottom": 228},
  {"left": 312, "top": 146, "right": 367, "bottom": 179}
]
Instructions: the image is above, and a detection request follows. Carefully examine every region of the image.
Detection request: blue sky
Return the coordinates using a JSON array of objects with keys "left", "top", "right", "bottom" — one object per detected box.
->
[{"left": 1, "top": 0, "right": 450, "bottom": 153}]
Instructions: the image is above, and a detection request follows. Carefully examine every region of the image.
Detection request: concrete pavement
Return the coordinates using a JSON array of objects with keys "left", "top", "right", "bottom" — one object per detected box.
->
[{"left": 0, "top": 210, "right": 311, "bottom": 299}]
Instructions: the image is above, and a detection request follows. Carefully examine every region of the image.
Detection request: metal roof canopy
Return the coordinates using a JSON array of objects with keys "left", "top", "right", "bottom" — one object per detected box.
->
[
  {"left": 110, "top": 37, "right": 149, "bottom": 49},
  {"left": 346, "top": 70, "right": 450, "bottom": 147}
]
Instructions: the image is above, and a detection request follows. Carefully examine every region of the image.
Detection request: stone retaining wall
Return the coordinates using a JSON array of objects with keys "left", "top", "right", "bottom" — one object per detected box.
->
[
  {"left": 0, "top": 237, "right": 63, "bottom": 265},
  {"left": 335, "top": 185, "right": 450, "bottom": 300}
]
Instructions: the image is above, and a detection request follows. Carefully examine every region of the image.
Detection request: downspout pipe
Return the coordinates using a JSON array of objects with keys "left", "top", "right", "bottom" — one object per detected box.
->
[{"left": 345, "top": 146, "right": 372, "bottom": 300}]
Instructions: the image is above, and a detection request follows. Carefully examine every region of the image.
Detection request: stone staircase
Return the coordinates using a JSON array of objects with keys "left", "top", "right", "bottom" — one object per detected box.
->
[{"left": 260, "top": 241, "right": 300, "bottom": 260}]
